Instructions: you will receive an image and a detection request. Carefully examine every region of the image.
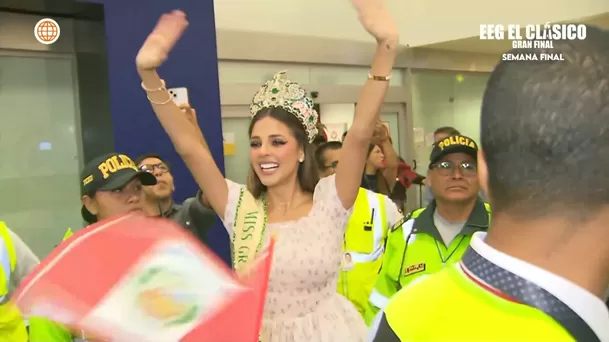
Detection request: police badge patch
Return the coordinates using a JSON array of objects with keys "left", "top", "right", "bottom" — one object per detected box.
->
[{"left": 403, "top": 262, "right": 426, "bottom": 276}]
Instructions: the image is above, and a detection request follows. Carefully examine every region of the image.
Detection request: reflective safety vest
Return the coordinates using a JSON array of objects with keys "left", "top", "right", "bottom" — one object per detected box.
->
[
  {"left": 29, "top": 317, "right": 75, "bottom": 342},
  {"left": 364, "top": 200, "right": 491, "bottom": 324},
  {"left": 63, "top": 228, "right": 74, "bottom": 241},
  {"left": 337, "top": 188, "right": 389, "bottom": 317},
  {"left": 378, "top": 264, "right": 574, "bottom": 341},
  {"left": 0, "top": 221, "right": 28, "bottom": 342}
]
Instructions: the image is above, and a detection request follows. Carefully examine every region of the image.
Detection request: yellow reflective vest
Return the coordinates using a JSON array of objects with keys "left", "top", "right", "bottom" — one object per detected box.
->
[
  {"left": 337, "top": 188, "right": 390, "bottom": 317},
  {"left": 62, "top": 228, "right": 74, "bottom": 241},
  {"left": 373, "top": 263, "right": 575, "bottom": 341},
  {"left": 365, "top": 200, "right": 491, "bottom": 324},
  {"left": 0, "top": 221, "right": 28, "bottom": 342}
]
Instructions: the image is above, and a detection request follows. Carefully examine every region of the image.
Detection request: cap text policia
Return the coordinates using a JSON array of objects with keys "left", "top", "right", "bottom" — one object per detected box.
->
[
  {"left": 429, "top": 134, "right": 478, "bottom": 168},
  {"left": 80, "top": 153, "right": 156, "bottom": 223}
]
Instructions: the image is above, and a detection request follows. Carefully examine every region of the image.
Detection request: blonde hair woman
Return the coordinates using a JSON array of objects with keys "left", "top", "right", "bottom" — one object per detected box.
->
[{"left": 134, "top": 1, "right": 398, "bottom": 340}]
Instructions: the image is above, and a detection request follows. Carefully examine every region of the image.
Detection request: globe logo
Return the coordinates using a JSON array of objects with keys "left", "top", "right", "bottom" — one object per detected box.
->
[{"left": 34, "top": 18, "right": 60, "bottom": 45}]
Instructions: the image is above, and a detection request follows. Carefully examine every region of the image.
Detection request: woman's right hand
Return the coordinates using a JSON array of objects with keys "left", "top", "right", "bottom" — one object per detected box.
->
[
  {"left": 179, "top": 103, "right": 198, "bottom": 127},
  {"left": 136, "top": 10, "right": 189, "bottom": 71}
]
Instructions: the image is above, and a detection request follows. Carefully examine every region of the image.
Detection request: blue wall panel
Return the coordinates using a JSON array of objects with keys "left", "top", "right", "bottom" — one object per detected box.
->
[{"left": 90, "top": 0, "right": 230, "bottom": 264}]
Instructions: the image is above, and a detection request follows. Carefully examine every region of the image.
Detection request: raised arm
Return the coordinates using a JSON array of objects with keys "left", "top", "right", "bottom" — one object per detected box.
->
[
  {"left": 135, "top": 10, "right": 229, "bottom": 216},
  {"left": 373, "top": 122, "right": 398, "bottom": 191},
  {"left": 336, "top": 0, "right": 398, "bottom": 208},
  {"left": 179, "top": 104, "right": 210, "bottom": 151}
]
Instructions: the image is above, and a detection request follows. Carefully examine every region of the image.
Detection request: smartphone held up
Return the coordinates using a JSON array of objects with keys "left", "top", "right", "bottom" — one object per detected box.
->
[{"left": 168, "top": 87, "right": 189, "bottom": 106}]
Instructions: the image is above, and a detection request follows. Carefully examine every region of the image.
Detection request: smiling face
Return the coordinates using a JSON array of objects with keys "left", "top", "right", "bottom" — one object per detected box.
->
[
  {"left": 249, "top": 115, "right": 304, "bottom": 189},
  {"left": 138, "top": 157, "right": 175, "bottom": 201},
  {"left": 428, "top": 152, "right": 479, "bottom": 202}
]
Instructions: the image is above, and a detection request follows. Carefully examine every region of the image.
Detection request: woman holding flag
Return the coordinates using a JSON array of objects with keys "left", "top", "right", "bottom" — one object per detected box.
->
[{"left": 136, "top": 0, "right": 398, "bottom": 340}]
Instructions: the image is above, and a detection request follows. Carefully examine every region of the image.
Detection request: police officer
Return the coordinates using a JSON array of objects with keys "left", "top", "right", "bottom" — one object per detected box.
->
[
  {"left": 78, "top": 152, "right": 157, "bottom": 225},
  {"left": 316, "top": 141, "right": 402, "bottom": 317},
  {"left": 30, "top": 152, "right": 156, "bottom": 341},
  {"left": 365, "top": 134, "right": 490, "bottom": 324}
]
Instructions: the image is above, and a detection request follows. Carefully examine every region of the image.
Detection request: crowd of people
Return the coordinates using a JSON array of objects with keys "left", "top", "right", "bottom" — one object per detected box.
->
[{"left": 1, "top": 0, "right": 608, "bottom": 341}]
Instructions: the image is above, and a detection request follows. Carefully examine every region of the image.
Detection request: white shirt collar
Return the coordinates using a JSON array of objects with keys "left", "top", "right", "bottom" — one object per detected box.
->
[{"left": 469, "top": 231, "right": 609, "bottom": 341}]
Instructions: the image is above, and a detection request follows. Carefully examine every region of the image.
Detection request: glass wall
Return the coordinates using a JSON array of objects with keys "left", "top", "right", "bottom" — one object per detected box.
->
[
  {"left": 0, "top": 54, "right": 83, "bottom": 257},
  {"left": 222, "top": 115, "right": 251, "bottom": 184},
  {"left": 410, "top": 71, "right": 490, "bottom": 171}
]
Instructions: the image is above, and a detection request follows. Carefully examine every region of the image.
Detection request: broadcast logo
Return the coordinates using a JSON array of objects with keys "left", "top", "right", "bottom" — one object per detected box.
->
[
  {"left": 479, "top": 24, "right": 586, "bottom": 61},
  {"left": 34, "top": 18, "right": 61, "bottom": 45}
]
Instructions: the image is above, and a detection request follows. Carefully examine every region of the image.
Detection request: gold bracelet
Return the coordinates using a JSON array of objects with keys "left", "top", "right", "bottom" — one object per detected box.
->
[
  {"left": 368, "top": 73, "right": 392, "bottom": 81},
  {"left": 141, "top": 79, "right": 166, "bottom": 92},
  {"left": 146, "top": 93, "right": 173, "bottom": 105}
]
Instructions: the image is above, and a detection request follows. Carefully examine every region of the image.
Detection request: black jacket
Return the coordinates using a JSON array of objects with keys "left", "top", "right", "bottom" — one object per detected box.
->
[{"left": 163, "top": 195, "right": 217, "bottom": 245}]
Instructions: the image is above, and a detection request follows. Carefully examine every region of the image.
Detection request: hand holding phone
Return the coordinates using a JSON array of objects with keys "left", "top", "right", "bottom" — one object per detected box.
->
[
  {"left": 181, "top": 105, "right": 198, "bottom": 126},
  {"left": 168, "top": 87, "right": 189, "bottom": 106}
]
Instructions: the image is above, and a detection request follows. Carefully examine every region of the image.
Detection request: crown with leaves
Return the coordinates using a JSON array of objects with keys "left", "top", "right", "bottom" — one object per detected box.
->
[{"left": 250, "top": 71, "right": 319, "bottom": 142}]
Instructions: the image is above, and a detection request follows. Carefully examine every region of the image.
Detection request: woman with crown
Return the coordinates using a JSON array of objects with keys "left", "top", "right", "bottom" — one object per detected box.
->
[{"left": 136, "top": 0, "right": 398, "bottom": 340}]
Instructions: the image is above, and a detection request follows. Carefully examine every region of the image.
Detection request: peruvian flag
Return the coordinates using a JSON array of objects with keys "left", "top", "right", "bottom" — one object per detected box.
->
[{"left": 14, "top": 214, "right": 273, "bottom": 341}]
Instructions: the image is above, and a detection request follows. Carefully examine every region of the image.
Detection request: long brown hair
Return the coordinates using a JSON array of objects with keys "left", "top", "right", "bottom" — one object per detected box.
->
[
  {"left": 362, "top": 144, "right": 390, "bottom": 196},
  {"left": 247, "top": 107, "right": 320, "bottom": 199}
]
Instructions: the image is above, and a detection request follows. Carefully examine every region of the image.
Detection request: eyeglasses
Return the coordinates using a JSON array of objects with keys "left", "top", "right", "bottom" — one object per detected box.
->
[
  {"left": 430, "top": 161, "right": 477, "bottom": 177},
  {"left": 139, "top": 163, "right": 169, "bottom": 174},
  {"left": 324, "top": 160, "right": 339, "bottom": 170}
]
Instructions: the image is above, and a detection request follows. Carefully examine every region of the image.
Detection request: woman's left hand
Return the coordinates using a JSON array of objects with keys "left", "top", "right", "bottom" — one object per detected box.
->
[{"left": 351, "top": 0, "right": 398, "bottom": 43}]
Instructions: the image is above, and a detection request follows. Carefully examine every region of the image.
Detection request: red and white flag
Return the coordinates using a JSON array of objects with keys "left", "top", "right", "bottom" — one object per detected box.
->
[{"left": 14, "top": 214, "right": 274, "bottom": 341}]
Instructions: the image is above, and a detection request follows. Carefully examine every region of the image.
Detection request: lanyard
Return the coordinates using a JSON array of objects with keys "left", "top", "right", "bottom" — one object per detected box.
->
[
  {"left": 461, "top": 247, "right": 600, "bottom": 342},
  {"left": 434, "top": 235, "right": 466, "bottom": 265}
]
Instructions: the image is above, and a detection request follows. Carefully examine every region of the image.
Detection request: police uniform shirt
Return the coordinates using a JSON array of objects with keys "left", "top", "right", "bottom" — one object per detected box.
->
[
  {"left": 433, "top": 210, "right": 465, "bottom": 245},
  {"left": 370, "top": 232, "right": 609, "bottom": 341}
]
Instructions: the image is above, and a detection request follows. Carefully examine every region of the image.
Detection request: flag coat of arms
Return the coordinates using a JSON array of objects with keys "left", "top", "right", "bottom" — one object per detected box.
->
[{"left": 14, "top": 214, "right": 273, "bottom": 341}]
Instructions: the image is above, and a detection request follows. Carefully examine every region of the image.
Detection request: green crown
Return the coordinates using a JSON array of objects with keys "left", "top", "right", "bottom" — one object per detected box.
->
[{"left": 250, "top": 71, "right": 319, "bottom": 142}]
